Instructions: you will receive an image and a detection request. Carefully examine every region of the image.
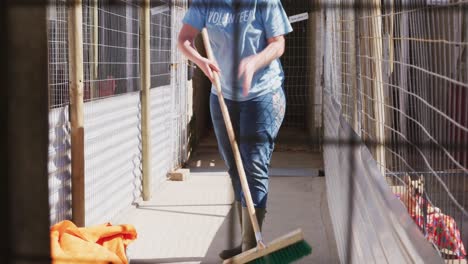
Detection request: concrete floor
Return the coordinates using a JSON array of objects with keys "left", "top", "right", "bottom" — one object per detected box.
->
[{"left": 113, "top": 131, "right": 339, "bottom": 263}]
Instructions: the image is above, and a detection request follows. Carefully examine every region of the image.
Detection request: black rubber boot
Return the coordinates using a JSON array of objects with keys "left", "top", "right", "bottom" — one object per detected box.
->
[
  {"left": 241, "top": 207, "right": 266, "bottom": 251},
  {"left": 219, "top": 201, "right": 243, "bottom": 260}
]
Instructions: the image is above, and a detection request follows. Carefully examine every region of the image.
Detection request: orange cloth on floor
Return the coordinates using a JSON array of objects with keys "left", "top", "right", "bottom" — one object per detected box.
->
[{"left": 50, "top": 220, "right": 137, "bottom": 264}]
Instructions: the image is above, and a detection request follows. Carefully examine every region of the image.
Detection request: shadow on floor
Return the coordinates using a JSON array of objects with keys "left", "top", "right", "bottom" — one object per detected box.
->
[
  {"left": 130, "top": 257, "right": 205, "bottom": 263},
  {"left": 123, "top": 128, "right": 338, "bottom": 264},
  {"left": 200, "top": 176, "right": 340, "bottom": 264}
]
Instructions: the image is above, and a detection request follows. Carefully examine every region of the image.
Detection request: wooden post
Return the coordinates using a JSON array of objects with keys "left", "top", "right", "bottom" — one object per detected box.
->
[
  {"left": 141, "top": 0, "right": 152, "bottom": 201},
  {"left": 91, "top": 0, "right": 99, "bottom": 98},
  {"left": 5, "top": 1, "right": 51, "bottom": 261},
  {"left": 388, "top": 0, "right": 394, "bottom": 74},
  {"left": 68, "top": 0, "right": 86, "bottom": 226},
  {"left": 352, "top": 1, "right": 361, "bottom": 134},
  {"left": 368, "top": 0, "right": 386, "bottom": 175},
  {"left": 399, "top": 0, "right": 409, "bottom": 162},
  {"left": 359, "top": 10, "right": 369, "bottom": 141},
  {"left": 307, "top": 2, "right": 325, "bottom": 145}
]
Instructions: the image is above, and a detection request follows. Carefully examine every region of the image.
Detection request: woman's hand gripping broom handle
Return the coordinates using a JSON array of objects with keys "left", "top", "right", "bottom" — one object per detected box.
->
[{"left": 201, "top": 28, "right": 266, "bottom": 250}]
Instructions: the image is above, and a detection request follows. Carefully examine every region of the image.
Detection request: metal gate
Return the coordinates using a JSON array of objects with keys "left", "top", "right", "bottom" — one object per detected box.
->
[{"left": 149, "top": 0, "right": 189, "bottom": 192}]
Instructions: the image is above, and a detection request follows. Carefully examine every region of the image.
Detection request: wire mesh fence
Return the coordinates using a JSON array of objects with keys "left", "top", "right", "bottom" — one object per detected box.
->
[
  {"left": 326, "top": 0, "right": 468, "bottom": 261},
  {"left": 46, "top": 0, "right": 190, "bottom": 226},
  {"left": 149, "top": 0, "right": 174, "bottom": 192},
  {"left": 47, "top": 0, "right": 72, "bottom": 225},
  {"left": 149, "top": 0, "right": 189, "bottom": 191},
  {"left": 81, "top": 0, "right": 144, "bottom": 226},
  {"left": 82, "top": 0, "right": 141, "bottom": 101},
  {"left": 280, "top": 1, "right": 313, "bottom": 129},
  {"left": 150, "top": 0, "right": 172, "bottom": 88},
  {"left": 172, "top": 1, "right": 189, "bottom": 168},
  {"left": 48, "top": 0, "right": 70, "bottom": 108}
]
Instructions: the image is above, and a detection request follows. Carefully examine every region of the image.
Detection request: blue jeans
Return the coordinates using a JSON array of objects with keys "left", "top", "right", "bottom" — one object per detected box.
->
[{"left": 210, "top": 88, "right": 286, "bottom": 209}]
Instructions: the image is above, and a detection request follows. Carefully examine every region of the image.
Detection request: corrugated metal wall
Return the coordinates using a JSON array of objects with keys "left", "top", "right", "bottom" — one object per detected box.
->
[
  {"left": 151, "top": 86, "right": 173, "bottom": 191},
  {"left": 84, "top": 92, "right": 142, "bottom": 226},
  {"left": 323, "top": 89, "right": 443, "bottom": 263},
  {"left": 48, "top": 107, "right": 72, "bottom": 224}
]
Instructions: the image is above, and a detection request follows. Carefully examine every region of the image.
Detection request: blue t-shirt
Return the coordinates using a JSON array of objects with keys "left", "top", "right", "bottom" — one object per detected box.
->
[{"left": 182, "top": 0, "right": 293, "bottom": 101}]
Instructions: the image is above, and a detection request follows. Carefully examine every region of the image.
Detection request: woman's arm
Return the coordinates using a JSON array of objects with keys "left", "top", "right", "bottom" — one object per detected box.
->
[
  {"left": 177, "top": 24, "right": 220, "bottom": 83},
  {"left": 238, "top": 35, "right": 286, "bottom": 96}
]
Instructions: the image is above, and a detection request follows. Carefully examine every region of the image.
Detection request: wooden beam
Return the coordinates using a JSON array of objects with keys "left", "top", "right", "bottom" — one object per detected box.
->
[
  {"left": 91, "top": 0, "right": 99, "bottom": 99},
  {"left": 347, "top": 0, "right": 360, "bottom": 133},
  {"left": 68, "top": 0, "right": 86, "bottom": 227},
  {"left": 141, "top": 0, "right": 152, "bottom": 201},
  {"left": 1, "top": 2, "right": 8, "bottom": 261},
  {"left": 5, "top": 1, "right": 51, "bottom": 261},
  {"left": 399, "top": 0, "right": 409, "bottom": 164},
  {"left": 368, "top": 0, "right": 386, "bottom": 176},
  {"left": 389, "top": 0, "right": 394, "bottom": 74},
  {"left": 359, "top": 13, "right": 370, "bottom": 141}
]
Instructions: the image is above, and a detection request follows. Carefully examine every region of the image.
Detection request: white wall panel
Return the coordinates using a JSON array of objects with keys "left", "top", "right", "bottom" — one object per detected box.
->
[{"left": 84, "top": 92, "right": 142, "bottom": 226}]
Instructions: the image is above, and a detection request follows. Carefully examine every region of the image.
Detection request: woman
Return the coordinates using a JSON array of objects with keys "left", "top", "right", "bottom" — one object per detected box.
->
[{"left": 177, "top": 0, "right": 292, "bottom": 259}]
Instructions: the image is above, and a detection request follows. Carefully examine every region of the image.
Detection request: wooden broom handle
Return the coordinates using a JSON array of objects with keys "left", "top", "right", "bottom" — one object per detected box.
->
[{"left": 201, "top": 28, "right": 266, "bottom": 249}]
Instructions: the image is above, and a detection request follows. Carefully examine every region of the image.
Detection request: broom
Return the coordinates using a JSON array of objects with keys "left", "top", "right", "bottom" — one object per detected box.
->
[{"left": 201, "top": 28, "right": 312, "bottom": 264}]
